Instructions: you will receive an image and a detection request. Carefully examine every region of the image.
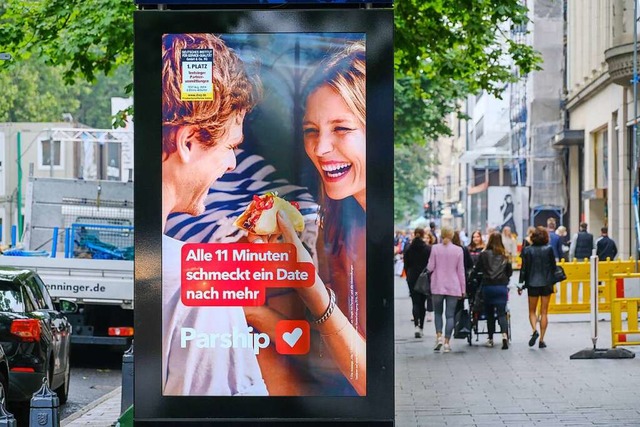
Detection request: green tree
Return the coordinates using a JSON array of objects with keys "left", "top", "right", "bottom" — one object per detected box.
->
[
  {"left": 395, "top": 0, "right": 541, "bottom": 145},
  {"left": 0, "top": 57, "right": 84, "bottom": 122},
  {"left": 0, "top": 0, "right": 134, "bottom": 84},
  {"left": 394, "top": 0, "right": 541, "bottom": 222},
  {"left": 0, "top": 0, "right": 134, "bottom": 126},
  {"left": 394, "top": 143, "right": 432, "bottom": 223},
  {"left": 75, "top": 65, "right": 132, "bottom": 128},
  {"left": 0, "top": 0, "right": 541, "bottom": 223}
]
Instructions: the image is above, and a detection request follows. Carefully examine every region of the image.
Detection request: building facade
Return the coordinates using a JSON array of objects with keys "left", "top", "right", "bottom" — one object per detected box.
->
[
  {"left": 0, "top": 123, "right": 132, "bottom": 245},
  {"left": 557, "top": 0, "right": 637, "bottom": 258}
]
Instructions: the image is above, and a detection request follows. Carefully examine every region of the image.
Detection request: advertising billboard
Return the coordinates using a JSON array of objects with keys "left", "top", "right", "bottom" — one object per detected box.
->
[
  {"left": 134, "top": 8, "right": 393, "bottom": 424},
  {"left": 487, "top": 186, "right": 530, "bottom": 238}
]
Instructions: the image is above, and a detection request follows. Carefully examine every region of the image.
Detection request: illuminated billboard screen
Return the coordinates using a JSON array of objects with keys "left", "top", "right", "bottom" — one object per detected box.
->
[{"left": 135, "top": 8, "right": 392, "bottom": 424}]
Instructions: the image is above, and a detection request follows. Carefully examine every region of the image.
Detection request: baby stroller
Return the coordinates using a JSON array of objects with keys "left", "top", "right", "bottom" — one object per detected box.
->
[{"left": 466, "top": 272, "right": 512, "bottom": 346}]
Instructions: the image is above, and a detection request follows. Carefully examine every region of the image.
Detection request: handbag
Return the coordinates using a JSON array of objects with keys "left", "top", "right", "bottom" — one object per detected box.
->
[
  {"left": 454, "top": 299, "right": 471, "bottom": 339},
  {"left": 413, "top": 267, "right": 431, "bottom": 296},
  {"left": 553, "top": 265, "right": 567, "bottom": 283}
]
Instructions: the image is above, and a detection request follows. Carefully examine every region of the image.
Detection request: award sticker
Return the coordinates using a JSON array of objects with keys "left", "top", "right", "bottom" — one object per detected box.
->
[{"left": 181, "top": 49, "right": 213, "bottom": 101}]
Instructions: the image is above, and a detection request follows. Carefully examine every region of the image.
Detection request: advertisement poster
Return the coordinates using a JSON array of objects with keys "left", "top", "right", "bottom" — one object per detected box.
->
[
  {"left": 487, "top": 186, "right": 530, "bottom": 238},
  {"left": 161, "top": 33, "right": 367, "bottom": 397}
]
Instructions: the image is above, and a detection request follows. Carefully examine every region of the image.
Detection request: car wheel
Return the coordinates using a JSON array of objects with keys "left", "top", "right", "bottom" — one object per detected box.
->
[{"left": 54, "top": 362, "right": 70, "bottom": 405}]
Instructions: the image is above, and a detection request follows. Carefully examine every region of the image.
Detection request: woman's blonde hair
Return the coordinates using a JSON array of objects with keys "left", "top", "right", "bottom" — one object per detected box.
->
[
  {"left": 309, "top": 41, "right": 367, "bottom": 254},
  {"left": 304, "top": 40, "right": 365, "bottom": 126},
  {"left": 440, "top": 226, "right": 454, "bottom": 241}
]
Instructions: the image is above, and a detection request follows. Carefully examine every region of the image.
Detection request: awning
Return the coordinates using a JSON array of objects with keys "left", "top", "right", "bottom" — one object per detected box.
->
[{"left": 553, "top": 129, "right": 584, "bottom": 147}]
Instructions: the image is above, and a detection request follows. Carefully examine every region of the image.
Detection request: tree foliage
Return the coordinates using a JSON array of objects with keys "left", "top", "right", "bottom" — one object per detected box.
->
[
  {"left": 0, "top": 0, "right": 134, "bottom": 126},
  {"left": 394, "top": 143, "right": 432, "bottom": 223},
  {"left": 0, "top": 55, "right": 130, "bottom": 127},
  {"left": 394, "top": 0, "right": 541, "bottom": 145},
  {"left": 0, "top": 0, "right": 134, "bottom": 85},
  {"left": 0, "top": 0, "right": 541, "bottom": 223},
  {"left": 0, "top": 57, "right": 82, "bottom": 122},
  {"left": 394, "top": 0, "right": 541, "bottom": 223}
]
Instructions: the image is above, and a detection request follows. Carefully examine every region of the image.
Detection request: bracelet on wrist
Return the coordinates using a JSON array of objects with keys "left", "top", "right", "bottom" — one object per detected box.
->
[
  {"left": 320, "top": 316, "right": 349, "bottom": 337},
  {"left": 311, "top": 286, "right": 335, "bottom": 325}
]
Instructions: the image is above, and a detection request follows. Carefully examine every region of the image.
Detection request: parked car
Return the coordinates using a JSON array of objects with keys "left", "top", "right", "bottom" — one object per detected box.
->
[
  {"left": 0, "top": 267, "right": 75, "bottom": 404},
  {"left": 0, "top": 346, "right": 9, "bottom": 409}
]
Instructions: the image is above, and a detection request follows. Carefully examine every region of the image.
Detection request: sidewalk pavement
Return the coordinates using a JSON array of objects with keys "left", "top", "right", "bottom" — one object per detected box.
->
[
  {"left": 61, "top": 387, "right": 121, "bottom": 427},
  {"left": 395, "top": 275, "right": 640, "bottom": 427},
  {"left": 62, "top": 275, "right": 640, "bottom": 426}
]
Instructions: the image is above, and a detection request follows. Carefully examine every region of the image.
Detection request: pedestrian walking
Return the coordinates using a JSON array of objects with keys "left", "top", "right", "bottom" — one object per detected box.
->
[
  {"left": 467, "top": 229, "right": 485, "bottom": 265},
  {"left": 403, "top": 228, "right": 432, "bottom": 338},
  {"left": 427, "top": 226, "right": 466, "bottom": 353},
  {"left": 453, "top": 231, "right": 473, "bottom": 293},
  {"left": 501, "top": 226, "right": 518, "bottom": 265},
  {"left": 429, "top": 221, "right": 439, "bottom": 244},
  {"left": 459, "top": 228, "right": 470, "bottom": 246},
  {"left": 394, "top": 230, "right": 409, "bottom": 276},
  {"left": 569, "top": 222, "right": 594, "bottom": 261},
  {"left": 522, "top": 226, "right": 535, "bottom": 250},
  {"left": 518, "top": 226, "right": 557, "bottom": 349},
  {"left": 556, "top": 225, "right": 570, "bottom": 261},
  {"left": 471, "top": 232, "right": 512, "bottom": 349},
  {"left": 596, "top": 227, "right": 618, "bottom": 261},
  {"left": 546, "top": 218, "right": 563, "bottom": 261}
]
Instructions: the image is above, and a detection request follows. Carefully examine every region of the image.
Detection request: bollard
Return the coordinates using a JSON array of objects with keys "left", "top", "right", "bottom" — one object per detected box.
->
[
  {"left": 121, "top": 340, "right": 134, "bottom": 415},
  {"left": 0, "top": 398, "right": 17, "bottom": 427},
  {"left": 29, "top": 377, "right": 59, "bottom": 427}
]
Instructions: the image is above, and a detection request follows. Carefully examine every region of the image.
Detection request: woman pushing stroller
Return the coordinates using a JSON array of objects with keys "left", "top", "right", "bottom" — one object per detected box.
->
[{"left": 471, "top": 232, "right": 512, "bottom": 349}]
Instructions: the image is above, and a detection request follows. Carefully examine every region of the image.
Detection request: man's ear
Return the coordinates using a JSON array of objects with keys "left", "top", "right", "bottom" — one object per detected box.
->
[
  {"left": 175, "top": 126, "right": 194, "bottom": 163},
  {"left": 235, "top": 110, "right": 246, "bottom": 125}
]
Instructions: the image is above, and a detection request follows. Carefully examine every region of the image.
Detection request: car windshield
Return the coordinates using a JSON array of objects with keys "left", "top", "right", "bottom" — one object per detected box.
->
[{"left": 0, "top": 281, "right": 25, "bottom": 312}]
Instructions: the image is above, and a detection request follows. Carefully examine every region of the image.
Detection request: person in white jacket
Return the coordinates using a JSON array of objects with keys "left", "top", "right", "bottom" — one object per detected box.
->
[{"left": 161, "top": 33, "right": 267, "bottom": 396}]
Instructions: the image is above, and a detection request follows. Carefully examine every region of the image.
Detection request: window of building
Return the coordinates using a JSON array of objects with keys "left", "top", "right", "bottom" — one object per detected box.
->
[
  {"left": 38, "top": 138, "right": 63, "bottom": 170},
  {"left": 476, "top": 117, "right": 485, "bottom": 140},
  {"left": 594, "top": 129, "right": 608, "bottom": 188},
  {"left": 107, "top": 142, "right": 121, "bottom": 181}
]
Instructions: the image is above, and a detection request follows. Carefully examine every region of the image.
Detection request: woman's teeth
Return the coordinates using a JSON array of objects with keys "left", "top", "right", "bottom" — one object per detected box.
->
[{"left": 322, "top": 163, "right": 352, "bottom": 178}]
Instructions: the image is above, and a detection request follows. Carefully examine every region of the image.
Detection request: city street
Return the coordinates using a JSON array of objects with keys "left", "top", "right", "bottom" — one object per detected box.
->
[
  {"left": 61, "top": 274, "right": 640, "bottom": 426},
  {"left": 395, "top": 275, "right": 640, "bottom": 427}
]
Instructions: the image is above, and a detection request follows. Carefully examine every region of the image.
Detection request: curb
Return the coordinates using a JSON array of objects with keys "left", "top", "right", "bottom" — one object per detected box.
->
[{"left": 60, "top": 386, "right": 122, "bottom": 426}]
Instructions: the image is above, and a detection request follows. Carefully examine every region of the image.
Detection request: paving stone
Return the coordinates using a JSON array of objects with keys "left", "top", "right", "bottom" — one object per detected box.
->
[{"left": 394, "top": 275, "right": 640, "bottom": 427}]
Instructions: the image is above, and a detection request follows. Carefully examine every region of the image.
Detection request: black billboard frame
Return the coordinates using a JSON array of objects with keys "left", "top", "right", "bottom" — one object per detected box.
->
[{"left": 134, "top": 8, "right": 394, "bottom": 425}]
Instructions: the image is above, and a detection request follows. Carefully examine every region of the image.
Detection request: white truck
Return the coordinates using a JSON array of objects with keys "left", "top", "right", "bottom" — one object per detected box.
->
[{"left": 1, "top": 177, "right": 134, "bottom": 347}]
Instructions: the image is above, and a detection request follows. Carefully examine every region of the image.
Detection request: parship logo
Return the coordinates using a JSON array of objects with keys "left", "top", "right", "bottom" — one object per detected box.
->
[{"left": 180, "top": 327, "right": 270, "bottom": 354}]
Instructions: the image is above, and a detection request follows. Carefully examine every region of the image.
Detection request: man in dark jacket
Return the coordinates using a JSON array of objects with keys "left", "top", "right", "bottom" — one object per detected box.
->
[
  {"left": 596, "top": 227, "right": 618, "bottom": 261},
  {"left": 403, "top": 228, "right": 432, "bottom": 338},
  {"left": 570, "top": 222, "right": 594, "bottom": 261}
]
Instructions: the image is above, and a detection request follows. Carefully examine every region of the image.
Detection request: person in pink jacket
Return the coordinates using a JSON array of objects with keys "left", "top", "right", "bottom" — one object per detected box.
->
[{"left": 427, "top": 226, "right": 466, "bottom": 352}]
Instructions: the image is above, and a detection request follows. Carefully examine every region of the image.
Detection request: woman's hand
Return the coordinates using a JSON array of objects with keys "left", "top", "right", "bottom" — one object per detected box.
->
[
  {"left": 247, "top": 233, "right": 280, "bottom": 244},
  {"left": 276, "top": 212, "right": 314, "bottom": 264}
]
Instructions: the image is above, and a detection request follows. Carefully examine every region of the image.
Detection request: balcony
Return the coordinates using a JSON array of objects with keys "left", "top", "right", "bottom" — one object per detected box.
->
[{"left": 604, "top": 42, "right": 636, "bottom": 86}]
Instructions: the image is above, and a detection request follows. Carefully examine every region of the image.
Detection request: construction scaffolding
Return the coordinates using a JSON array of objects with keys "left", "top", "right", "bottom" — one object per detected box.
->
[{"left": 528, "top": 122, "right": 567, "bottom": 217}]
